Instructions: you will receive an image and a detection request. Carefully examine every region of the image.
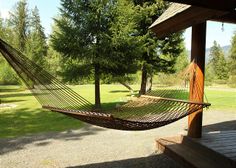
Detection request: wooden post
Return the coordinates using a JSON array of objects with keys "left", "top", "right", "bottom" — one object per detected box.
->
[{"left": 188, "top": 22, "right": 206, "bottom": 138}]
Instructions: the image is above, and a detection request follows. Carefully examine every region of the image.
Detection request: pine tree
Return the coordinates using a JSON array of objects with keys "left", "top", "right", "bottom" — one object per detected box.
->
[
  {"left": 174, "top": 48, "right": 189, "bottom": 72},
  {"left": 208, "top": 41, "right": 228, "bottom": 81},
  {"left": 26, "top": 6, "right": 47, "bottom": 66},
  {"left": 51, "top": 0, "right": 117, "bottom": 109},
  {"left": 103, "top": 0, "right": 140, "bottom": 87},
  {"left": 0, "top": 18, "right": 20, "bottom": 85},
  {"left": 132, "top": 0, "right": 184, "bottom": 94},
  {"left": 228, "top": 32, "right": 236, "bottom": 87},
  {"left": 5, "top": 1, "right": 47, "bottom": 85},
  {"left": 9, "top": 0, "right": 29, "bottom": 52},
  {"left": 229, "top": 33, "right": 236, "bottom": 75},
  {"left": 0, "top": 17, "right": 15, "bottom": 45},
  {"left": 0, "top": 17, "right": 4, "bottom": 38}
]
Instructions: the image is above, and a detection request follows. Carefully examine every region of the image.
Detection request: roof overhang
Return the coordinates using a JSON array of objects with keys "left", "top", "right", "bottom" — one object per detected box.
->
[
  {"left": 149, "top": 3, "right": 233, "bottom": 38},
  {"left": 163, "top": 0, "right": 236, "bottom": 12}
]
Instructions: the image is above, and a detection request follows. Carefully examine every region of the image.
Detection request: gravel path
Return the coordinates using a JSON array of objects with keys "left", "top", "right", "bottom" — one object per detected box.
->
[{"left": 0, "top": 110, "right": 235, "bottom": 168}]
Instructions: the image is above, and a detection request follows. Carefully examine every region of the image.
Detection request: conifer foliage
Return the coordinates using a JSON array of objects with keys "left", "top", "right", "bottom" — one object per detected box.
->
[
  {"left": 208, "top": 41, "right": 228, "bottom": 81},
  {"left": 52, "top": 0, "right": 118, "bottom": 109},
  {"left": 228, "top": 32, "right": 236, "bottom": 87},
  {"left": 26, "top": 7, "right": 47, "bottom": 66},
  {"left": 0, "top": 0, "right": 47, "bottom": 85}
]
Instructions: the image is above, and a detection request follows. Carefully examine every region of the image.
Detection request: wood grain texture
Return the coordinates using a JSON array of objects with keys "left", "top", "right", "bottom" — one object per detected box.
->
[
  {"left": 188, "top": 22, "right": 206, "bottom": 138},
  {"left": 156, "top": 132, "right": 236, "bottom": 168}
]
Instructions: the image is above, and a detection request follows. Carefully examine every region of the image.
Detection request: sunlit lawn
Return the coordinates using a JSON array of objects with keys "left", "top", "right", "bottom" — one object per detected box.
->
[
  {"left": 0, "top": 84, "right": 139, "bottom": 138},
  {"left": 205, "top": 88, "right": 236, "bottom": 110},
  {"left": 0, "top": 84, "right": 235, "bottom": 138}
]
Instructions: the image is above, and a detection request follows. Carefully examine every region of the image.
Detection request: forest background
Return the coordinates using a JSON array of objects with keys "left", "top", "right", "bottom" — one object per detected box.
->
[{"left": 0, "top": 0, "right": 235, "bottom": 108}]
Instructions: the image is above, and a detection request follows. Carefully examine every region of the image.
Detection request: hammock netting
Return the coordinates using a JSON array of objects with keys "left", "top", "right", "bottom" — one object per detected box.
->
[{"left": 0, "top": 38, "right": 210, "bottom": 130}]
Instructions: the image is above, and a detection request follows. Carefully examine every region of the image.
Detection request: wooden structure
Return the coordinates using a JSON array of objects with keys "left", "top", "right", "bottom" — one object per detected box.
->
[
  {"left": 150, "top": 1, "right": 236, "bottom": 167},
  {"left": 157, "top": 131, "right": 236, "bottom": 168},
  {"left": 164, "top": 0, "right": 236, "bottom": 11},
  {"left": 150, "top": 1, "right": 236, "bottom": 138},
  {"left": 150, "top": 3, "right": 236, "bottom": 38}
]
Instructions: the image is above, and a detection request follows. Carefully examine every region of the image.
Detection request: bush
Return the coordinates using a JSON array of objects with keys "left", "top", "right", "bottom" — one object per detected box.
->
[
  {"left": 228, "top": 75, "right": 236, "bottom": 88},
  {"left": 214, "top": 79, "right": 228, "bottom": 85},
  {"left": 0, "top": 62, "right": 20, "bottom": 85},
  {"left": 154, "top": 73, "right": 181, "bottom": 86}
]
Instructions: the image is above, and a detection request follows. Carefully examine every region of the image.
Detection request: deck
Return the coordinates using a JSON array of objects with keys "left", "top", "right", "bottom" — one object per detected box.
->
[{"left": 156, "top": 130, "right": 236, "bottom": 168}]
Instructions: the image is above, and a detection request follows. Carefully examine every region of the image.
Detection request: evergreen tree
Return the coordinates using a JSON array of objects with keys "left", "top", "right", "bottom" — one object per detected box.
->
[
  {"left": 0, "top": 17, "right": 20, "bottom": 85},
  {"left": 26, "top": 6, "right": 47, "bottom": 66},
  {"left": 103, "top": 0, "right": 140, "bottom": 88},
  {"left": 0, "top": 17, "right": 4, "bottom": 38},
  {"left": 3, "top": 1, "right": 47, "bottom": 85},
  {"left": 229, "top": 33, "right": 236, "bottom": 75},
  {"left": 208, "top": 41, "right": 228, "bottom": 80},
  {"left": 132, "top": 0, "right": 184, "bottom": 94},
  {"left": 46, "top": 45, "right": 62, "bottom": 78},
  {"left": 9, "top": 0, "right": 29, "bottom": 52},
  {"left": 228, "top": 32, "right": 236, "bottom": 87},
  {"left": 1, "top": 11, "right": 18, "bottom": 45},
  {"left": 51, "top": 0, "right": 117, "bottom": 109},
  {"left": 174, "top": 48, "right": 189, "bottom": 72}
]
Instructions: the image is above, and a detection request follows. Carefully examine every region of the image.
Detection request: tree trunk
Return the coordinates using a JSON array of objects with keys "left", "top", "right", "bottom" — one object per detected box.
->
[
  {"left": 94, "top": 63, "right": 101, "bottom": 110},
  {"left": 118, "top": 80, "right": 133, "bottom": 92},
  {"left": 139, "top": 63, "right": 147, "bottom": 95},
  {"left": 146, "top": 76, "right": 152, "bottom": 92}
]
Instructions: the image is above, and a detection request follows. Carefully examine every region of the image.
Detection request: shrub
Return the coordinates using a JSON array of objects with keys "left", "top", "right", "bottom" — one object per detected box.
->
[
  {"left": 0, "top": 62, "right": 20, "bottom": 85},
  {"left": 228, "top": 75, "right": 236, "bottom": 88}
]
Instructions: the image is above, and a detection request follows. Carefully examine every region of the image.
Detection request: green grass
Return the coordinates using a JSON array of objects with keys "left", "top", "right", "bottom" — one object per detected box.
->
[
  {"left": 0, "top": 84, "right": 139, "bottom": 138},
  {"left": 0, "top": 84, "right": 235, "bottom": 138},
  {"left": 205, "top": 88, "right": 236, "bottom": 110}
]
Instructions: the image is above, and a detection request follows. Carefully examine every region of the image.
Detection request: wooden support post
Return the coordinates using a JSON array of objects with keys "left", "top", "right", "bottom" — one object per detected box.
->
[{"left": 188, "top": 22, "right": 206, "bottom": 138}]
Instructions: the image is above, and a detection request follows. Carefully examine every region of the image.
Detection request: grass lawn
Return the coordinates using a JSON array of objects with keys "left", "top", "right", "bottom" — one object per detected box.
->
[
  {"left": 0, "top": 84, "right": 235, "bottom": 138},
  {"left": 0, "top": 84, "right": 139, "bottom": 138},
  {"left": 205, "top": 88, "right": 236, "bottom": 110}
]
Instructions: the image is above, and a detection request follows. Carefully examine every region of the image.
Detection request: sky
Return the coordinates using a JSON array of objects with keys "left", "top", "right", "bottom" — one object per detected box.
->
[{"left": 0, "top": 0, "right": 236, "bottom": 50}]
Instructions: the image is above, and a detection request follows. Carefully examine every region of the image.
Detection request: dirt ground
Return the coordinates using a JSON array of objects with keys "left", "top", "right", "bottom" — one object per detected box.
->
[{"left": 0, "top": 109, "right": 235, "bottom": 168}]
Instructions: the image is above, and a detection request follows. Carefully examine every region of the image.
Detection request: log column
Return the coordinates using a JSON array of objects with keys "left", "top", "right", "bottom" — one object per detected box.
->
[{"left": 188, "top": 22, "right": 206, "bottom": 138}]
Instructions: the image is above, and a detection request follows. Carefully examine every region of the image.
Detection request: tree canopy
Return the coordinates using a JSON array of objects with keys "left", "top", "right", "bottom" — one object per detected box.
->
[
  {"left": 208, "top": 41, "right": 228, "bottom": 81},
  {"left": 26, "top": 7, "right": 47, "bottom": 66},
  {"left": 9, "top": 0, "right": 29, "bottom": 52},
  {"left": 131, "top": 0, "right": 184, "bottom": 94},
  {"left": 51, "top": 0, "right": 185, "bottom": 107},
  {"left": 51, "top": 0, "right": 121, "bottom": 109},
  {"left": 228, "top": 32, "right": 236, "bottom": 87},
  {"left": 0, "top": 0, "right": 48, "bottom": 85}
]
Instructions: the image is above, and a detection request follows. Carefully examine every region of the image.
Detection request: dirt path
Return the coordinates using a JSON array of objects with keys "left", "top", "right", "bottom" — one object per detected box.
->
[{"left": 0, "top": 110, "right": 235, "bottom": 168}]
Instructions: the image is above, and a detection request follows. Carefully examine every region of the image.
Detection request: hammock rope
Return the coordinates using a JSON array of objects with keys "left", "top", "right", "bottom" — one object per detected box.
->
[{"left": 0, "top": 38, "right": 210, "bottom": 130}]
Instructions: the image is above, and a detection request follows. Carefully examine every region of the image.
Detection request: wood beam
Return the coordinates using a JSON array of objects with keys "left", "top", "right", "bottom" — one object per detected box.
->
[
  {"left": 210, "top": 12, "right": 236, "bottom": 24},
  {"left": 165, "top": 0, "right": 236, "bottom": 11},
  {"left": 188, "top": 22, "right": 206, "bottom": 138},
  {"left": 150, "top": 5, "right": 226, "bottom": 38}
]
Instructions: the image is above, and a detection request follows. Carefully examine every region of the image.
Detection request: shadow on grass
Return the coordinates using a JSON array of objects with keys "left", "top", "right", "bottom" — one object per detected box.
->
[
  {"left": 67, "top": 154, "right": 181, "bottom": 168},
  {"left": 1, "top": 99, "right": 25, "bottom": 103},
  {"left": 0, "top": 107, "right": 106, "bottom": 155},
  {"left": 109, "top": 90, "right": 131, "bottom": 93},
  {"left": 203, "top": 120, "right": 236, "bottom": 132},
  {"left": 109, "top": 90, "right": 139, "bottom": 97},
  {"left": 1, "top": 93, "right": 33, "bottom": 98},
  {"left": 0, "top": 88, "right": 23, "bottom": 93}
]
